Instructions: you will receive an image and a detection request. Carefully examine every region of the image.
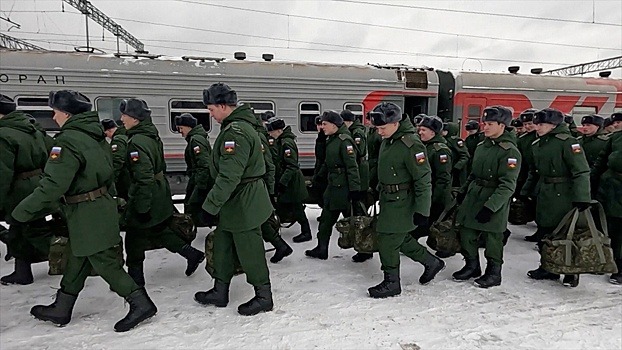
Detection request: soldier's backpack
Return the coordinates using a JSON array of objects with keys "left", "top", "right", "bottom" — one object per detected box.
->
[
  {"left": 204, "top": 230, "right": 243, "bottom": 278},
  {"left": 541, "top": 202, "right": 618, "bottom": 275},
  {"left": 336, "top": 203, "right": 378, "bottom": 253},
  {"left": 426, "top": 201, "right": 461, "bottom": 255}
]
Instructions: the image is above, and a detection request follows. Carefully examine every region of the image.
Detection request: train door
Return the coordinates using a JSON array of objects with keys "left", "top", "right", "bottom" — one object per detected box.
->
[
  {"left": 404, "top": 96, "right": 429, "bottom": 119},
  {"left": 461, "top": 97, "right": 487, "bottom": 138}
]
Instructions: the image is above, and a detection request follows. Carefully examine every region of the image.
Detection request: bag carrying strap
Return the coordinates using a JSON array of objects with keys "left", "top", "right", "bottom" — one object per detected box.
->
[
  {"left": 583, "top": 201, "right": 608, "bottom": 264},
  {"left": 435, "top": 199, "right": 458, "bottom": 225}
]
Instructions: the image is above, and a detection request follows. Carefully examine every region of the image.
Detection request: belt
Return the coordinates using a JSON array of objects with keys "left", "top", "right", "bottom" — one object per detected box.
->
[
  {"left": 358, "top": 156, "right": 366, "bottom": 163},
  {"left": 329, "top": 166, "right": 345, "bottom": 174},
  {"left": 154, "top": 171, "right": 165, "bottom": 181},
  {"left": 381, "top": 182, "right": 411, "bottom": 193},
  {"left": 239, "top": 176, "right": 263, "bottom": 185},
  {"left": 16, "top": 169, "right": 42, "bottom": 180},
  {"left": 474, "top": 178, "right": 499, "bottom": 188},
  {"left": 63, "top": 186, "right": 108, "bottom": 204},
  {"left": 543, "top": 176, "right": 569, "bottom": 184}
]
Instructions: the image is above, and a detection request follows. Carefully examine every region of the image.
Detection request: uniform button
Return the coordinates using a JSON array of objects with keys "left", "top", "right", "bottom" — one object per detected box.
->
[{"left": 396, "top": 197, "right": 400, "bottom": 199}]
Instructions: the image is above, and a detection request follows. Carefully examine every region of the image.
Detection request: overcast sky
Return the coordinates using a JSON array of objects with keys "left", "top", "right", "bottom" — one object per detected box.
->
[{"left": 1, "top": 0, "right": 621, "bottom": 77}]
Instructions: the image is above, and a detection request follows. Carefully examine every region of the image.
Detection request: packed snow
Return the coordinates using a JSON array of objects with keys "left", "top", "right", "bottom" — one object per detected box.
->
[{"left": 1, "top": 205, "right": 620, "bottom": 350}]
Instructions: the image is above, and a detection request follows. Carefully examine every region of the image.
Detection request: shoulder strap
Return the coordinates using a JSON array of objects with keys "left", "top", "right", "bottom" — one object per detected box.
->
[
  {"left": 498, "top": 141, "right": 511, "bottom": 150},
  {"left": 555, "top": 133, "right": 570, "bottom": 140},
  {"left": 400, "top": 134, "right": 416, "bottom": 148}
]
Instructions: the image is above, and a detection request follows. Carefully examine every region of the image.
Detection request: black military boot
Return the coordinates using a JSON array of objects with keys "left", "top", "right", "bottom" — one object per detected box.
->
[
  {"left": 562, "top": 274, "right": 580, "bottom": 288},
  {"left": 610, "top": 259, "right": 622, "bottom": 285},
  {"left": 435, "top": 250, "right": 455, "bottom": 259},
  {"left": 128, "top": 265, "right": 145, "bottom": 287},
  {"left": 292, "top": 231, "right": 312, "bottom": 243},
  {"left": 368, "top": 271, "right": 401, "bottom": 298},
  {"left": 0, "top": 259, "right": 34, "bottom": 285},
  {"left": 527, "top": 266, "right": 560, "bottom": 280},
  {"left": 419, "top": 252, "right": 446, "bottom": 285},
  {"left": 352, "top": 252, "right": 373, "bottom": 263},
  {"left": 452, "top": 257, "right": 482, "bottom": 281},
  {"left": 474, "top": 262, "right": 502, "bottom": 288},
  {"left": 305, "top": 239, "right": 329, "bottom": 260},
  {"left": 114, "top": 288, "right": 157, "bottom": 332},
  {"left": 502, "top": 229, "right": 511, "bottom": 246},
  {"left": 179, "top": 244, "right": 205, "bottom": 276},
  {"left": 194, "top": 280, "right": 230, "bottom": 307},
  {"left": 270, "top": 237, "right": 293, "bottom": 263},
  {"left": 524, "top": 229, "right": 544, "bottom": 242},
  {"left": 30, "top": 289, "right": 78, "bottom": 326},
  {"left": 238, "top": 284, "right": 274, "bottom": 316}
]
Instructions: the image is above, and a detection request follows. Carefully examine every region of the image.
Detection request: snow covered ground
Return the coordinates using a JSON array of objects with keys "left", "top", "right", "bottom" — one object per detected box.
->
[{"left": 1, "top": 205, "right": 620, "bottom": 350}]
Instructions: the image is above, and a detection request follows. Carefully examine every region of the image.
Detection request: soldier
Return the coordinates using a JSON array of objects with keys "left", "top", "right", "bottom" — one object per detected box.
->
[
  {"left": 102, "top": 118, "right": 131, "bottom": 200},
  {"left": 307, "top": 116, "right": 328, "bottom": 211},
  {"left": 367, "top": 102, "right": 443, "bottom": 298},
  {"left": 592, "top": 112, "right": 622, "bottom": 284},
  {"left": 523, "top": 108, "right": 591, "bottom": 288},
  {"left": 174, "top": 113, "right": 212, "bottom": 225},
  {"left": 603, "top": 117, "right": 616, "bottom": 134},
  {"left": 464, "top": 120, "right": 484, "bottom": 159},
  {"left": 305, "top": 110, "right": 363, "bottom": 260},
  {"left": 511, "top": 118, "right": 525, "bottom": 136},
  {"left": 28, "top": 115, "right": 55, "bottom": 151},
  {"left": 442, "top": 122, "right": 470, "bottom": 187},
  {"left": 413, "top": 116, "right": 452, "bottom": 239},
  {"left": 0, "top": 94, "right": 50, "bottom": 285},
  {"left": 261, "top": 112, "right": 280, "bottom": 163},
  {"left": 194, "top": 83, "right": 274, "bottom": 316},
  {"left": 565, "top": 114, "right": 580, "bottom": 137},
  {"left": 266, "top": 117, "right": 310, "bottom": 256},
  {"left": 11, "top": 90, "right": 156, "bottom": 332},
  {"left": 452, "top": 106, "right": 521, "bottom": 288},
  {"left": 367, "top": 113, "right": 383, "bottom": 202},
  {"left": 341, "top": 109, "right": 373, "bottom": 263},
  {"left": 577, "top": 114, "right": 608, "bottom": 170},
  {"left": 120, "top": 99, "right": 204, "bottom": 287},
  {"left": 516, "top": 109, "right": 540, "bottom": 236}
]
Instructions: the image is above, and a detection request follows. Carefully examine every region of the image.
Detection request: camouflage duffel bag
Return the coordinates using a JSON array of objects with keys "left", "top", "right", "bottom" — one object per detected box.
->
[
  {"left": 204, "top": 230, "right": 243, "bottom": 278},
  {"left": 335, "top": 217, "right": 355, "bottom": 249},
  {"left": 146, "top": 212, "right": 197, "bottom": 251},
  {"left": 352, "top": 215, "right": 378, "bottom": 253},
  {"left": 508, "top": 198, "right": 534, "bottom": 225},
  {"left": 48, "top": 236, "right": 124, "bottom": 276},
  {"left": 541, "top": 202, "right": 618, "bottom": 275},
  {"left": 426, "top": 202, "right": 461, "bottom": 255}
]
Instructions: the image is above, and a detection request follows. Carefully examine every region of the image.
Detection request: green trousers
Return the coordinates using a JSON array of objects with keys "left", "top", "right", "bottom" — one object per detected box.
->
[
  {"left": 276, "top": 202, "right": 311, "bottom": 234},
  {"left": 377, "top": 231, "right": 428, "bottom": 274},
  {"left": 317, "top": 209, "right": 348, "bottom": 241},
  {"left": 260, "top": 214, "right": 281, "bottom": 244},
  {"left": 460, "top": 227, "right": 504, "bottom": 264},
  {"left": 7, "top": 219, "right": 51, "bottom": 263},
  {"left": 125, "top": 220, "right": 186, "bottom": 268},
  {"left": 61, "top": 242, "right": 138, "bottom": 297},
  {"left": 212, "top": 226, "right": 270, "bottom": 286},
  {"left": 608, "top": 216, "right": 622, "bottom": 259}
]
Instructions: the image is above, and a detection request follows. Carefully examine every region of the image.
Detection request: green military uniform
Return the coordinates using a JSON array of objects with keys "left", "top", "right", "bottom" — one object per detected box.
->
[
  {"left": 124, "top": 117, "right": 186, "bottom": 269},
  {"left": 444, "top": 122, "right": 470, "bottom": 187},
  {"left": 367, "top": 125, "right": 382, "bottom": 199},
  {"left": 348, "top": 119, "right": 370, "bottom": 193},
  {"left": 0, "top": 110, "right": 51, "bottom": 264},
  {"left": 376, "top": 121, "right": 432, "bottom": 273},
  {"left": 516, "top": 130, "right": 538, "bottom": 196},
  {"left": 310, "top": 130, "right": 328, "bottom": 205},
  {"left": 267, "top": 136, "right": 279, "bottom": 166},
  {"left": 183, "top": 124, "right": 212, "bottom": 223},
  {"left": 202, "top": 104, "right": 272, "bottom": 286},
  {"left": 578, "top": 131, "right": 608, "bottom": 170},
  {"left": 274, "top": 126, "right": 311, "bottom": 232},
  {"left": 315, "top": 124, "right": 361, "bottom": 243},
  {"left": 465, "top": 132, "right": 484, "bottom": 159},
  {"left": 592, "top": 129, "right": 622, "bottom": 278},
  {"left": 12, "top": 111, "right": 138, "bottom": 297},
  {"left": 110, "top": 126, "right": 131, "bottom": 199},
  {"left": 423, "top": 134, "right": 453, "bottom": 221},
  {"left": 30, "top": 118, "right": 55, "bottom": 152},
  {"left": 457, "top": 130, "right": 520, "bottom": 265}
]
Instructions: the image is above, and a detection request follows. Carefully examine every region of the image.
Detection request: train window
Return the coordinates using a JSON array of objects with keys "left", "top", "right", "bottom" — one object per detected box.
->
[
  {"left": 404, "top": 71, "right": 428, "bottom": 89},
  {"left": 343, "top": 103, "right": 364, "bottom": 121},
  {"left": 299, "top": 102, "right": 320, "bottom": 132},
  {"left": 169, "top": 99, "right": 211, "bottom": 132},
  {"left": 96, "top": 97, "right": 132, "bottom": 123},
  {"left": 239, "top": 101, "right": 275, "bottom": 119},
  {"left": 467, "top": 105, "right": 481, "bottom": 119},
  {"left": 15, "top": 97, "right": 58, "bottom": 131}
]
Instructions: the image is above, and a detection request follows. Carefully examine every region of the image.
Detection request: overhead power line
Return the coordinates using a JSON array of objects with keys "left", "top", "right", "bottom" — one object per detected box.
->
[
  {"left": 543, "top": 55, "right": 622, "bottom": 76},
  {"left": 0, "top": 32, "right": 46, "bottom": 50}
]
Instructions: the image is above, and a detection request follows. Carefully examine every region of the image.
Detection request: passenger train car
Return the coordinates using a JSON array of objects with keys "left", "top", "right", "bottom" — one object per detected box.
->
[{"left": 1, "top": 49, "right": 620, "bottom": 190}]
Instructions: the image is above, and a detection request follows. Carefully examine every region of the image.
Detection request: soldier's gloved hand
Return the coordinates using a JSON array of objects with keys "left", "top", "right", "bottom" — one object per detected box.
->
[
  {"left": 348, "top": 191, "right": 365, "bottom": 202},
  {"left": 5, "top": 213, "right": 24, "bottom": 227},
  {"left": 475, "top": 207, "right": 493, "bottom": 223},
  {"left": 276, "top": 183, "right": 287, "bottom": 196},
  {"left": 455, "top": 191, "right": 467, "bottom": 204},
  {"left": 136, "top": 211, "right": 152, "bottom": 223},
  {"left": 413, "top": 213, "right": 428, "bottom": 227},
  {"left": 197, "top": 188, "right": 209, "bottom": 199},
  {"left": 199, "top": 210, "right": 218, "bottom": 228},
  {"left": 573, "top": 202, "right": 591, "bottom": 212}
]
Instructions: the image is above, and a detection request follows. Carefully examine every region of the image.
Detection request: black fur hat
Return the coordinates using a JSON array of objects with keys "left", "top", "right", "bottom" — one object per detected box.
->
[
  {"left": 603, "top": 117, "right": 612, "bottom": 128},
  {"left": 0, "top": 94, "right": 16, "bottom": 115},
  {"left": 261, "top": 110, "right": 275, "bottom": 122},
  {"left": 465, "top": 120, "right": 480, "bottom": 131},
  {"left": 519, "top": 108, "right": 537, "bottom": 123},
  {"left": 315, "top": 115, "right": 322, "bottom": 125},
  {"left": 266, "top": 117, "right": 286, "bottom": 131},
  {"left": 340, "top": 109, "right": 355, "bottom": 122},
  {"left": 533, "top": 108, "right": 564, "bottom": 126},
  {"left": 611, "top": 112, "right": 622, "bottom": 123},
  {"left": 580, "top": 114, "right": 604, "bottom": 127},
  {"left": 320, "top": 110, "right": 344, "bottom": 127},
  {"left": 419, "top": 115, "right": 443, "bottom": 134},
  {"left": 175, "top": 113, "right": 197, "bottom": 128},
  {"left": 101, "top": 118, "right": 118, "bottom": 131},
  {"left": 511, "top": 119, "right": 524, "bottom": 128},
  {"left": 482, "top": 106, "right": 513, "bottom": 126},
  {"left": 368, "top": 102, "right": 401, "bottom": 126},
  {"left": 48, "top": 90, "right": 92, "bottom": 115},
  {"left": 119, "top": 98, "right": 151, "bottom": 121},
  {"left": 202, "top": 82, "right": 238, "bottom": 105}
]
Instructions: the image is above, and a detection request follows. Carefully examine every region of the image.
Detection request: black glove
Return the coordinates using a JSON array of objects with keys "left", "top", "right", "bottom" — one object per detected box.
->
[
  {"left": 413, "top": 213, "right": 429, "bottom": 227},
  {"left": 276, "top": 183, "right": 287, "bottom": 196},
  {"left": 5, "top": 213, "right": 24, "bottom": 226},
  {"left": 455, "top": 191, "right": 466, "bottom": 204},
  {"left": 136, "top": 211, "right": 152, "bottom": 223},
  {"left": 199, "top": 210, "right": 218, "bottom": 228},
  {"left": 197, "top": 188, "right": 209, "bottom": 199},
  {"left": 349, "top": 191, "right": 365, "bottom": 202},
  {"left": 270, "top": 195, "right": 278, "bottom": 207},
  {"left": 573, "top": 202, "right": 591, "bottom": 212},
  {"left": 475, "top": 207, "right": 494, "bottom": 223}
]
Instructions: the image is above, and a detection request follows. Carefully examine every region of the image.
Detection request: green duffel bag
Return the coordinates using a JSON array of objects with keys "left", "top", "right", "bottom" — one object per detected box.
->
[
  {"left": 541, "top": 202, "right": 618, "bottom": 275},
  {"left": 336, "top": 204, "right": 378, "bottom": 252},
  {"left": 204, "top": 230, "right": 243, "bottom": 278},
  {"left": 508, "top": 198, "right": 535, "bottom": 225},
  {"left": 48, "top": 236, "right": 124, "bottom": 276},
  {"left": 426, "top": 201, "right": 461, "bottom": 255}
]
